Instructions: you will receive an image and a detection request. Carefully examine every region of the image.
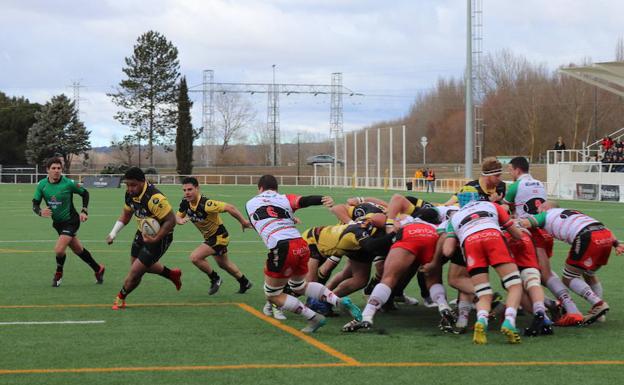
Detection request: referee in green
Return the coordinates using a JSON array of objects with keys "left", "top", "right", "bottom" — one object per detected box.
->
[{"left": 32, "top": 157, "right": 104, "bottom": 287}]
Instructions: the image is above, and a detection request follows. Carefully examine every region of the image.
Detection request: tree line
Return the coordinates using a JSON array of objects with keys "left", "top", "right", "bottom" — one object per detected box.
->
[{"left": 3, "top": 34, "right": 624, "bottom": 170}]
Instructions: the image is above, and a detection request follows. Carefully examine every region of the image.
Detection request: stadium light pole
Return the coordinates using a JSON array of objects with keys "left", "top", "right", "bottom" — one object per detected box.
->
[
  {"left": 272, "top": 64, "right": 277, "bottom": 167},
  {"left": 465, "top": 0, "right": 474, "bottom": 179}
]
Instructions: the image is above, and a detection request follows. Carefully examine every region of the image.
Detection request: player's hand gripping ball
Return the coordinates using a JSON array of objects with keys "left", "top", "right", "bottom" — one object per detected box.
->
[{"left": 141, "top": 217, "right": 161, "bottom": 237}]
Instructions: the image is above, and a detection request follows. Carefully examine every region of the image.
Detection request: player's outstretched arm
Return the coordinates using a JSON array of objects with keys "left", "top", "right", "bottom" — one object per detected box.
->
[{"left": 224, "top": 203, "right": 252, "bottom": 230}]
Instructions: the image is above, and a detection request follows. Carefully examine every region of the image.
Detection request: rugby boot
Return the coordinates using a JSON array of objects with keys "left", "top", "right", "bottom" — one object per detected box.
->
[
  {"left": 170, "top": 268, "right": 182, "bottom": 291},
  {"left": 52, "top": 271, "right": 63, "bottom": 287},
  {"left": 94, "top": 265, "right": 105, "bottom": 284},
  {"left": 237, "top": 280, "right": 252, "bottom": 294},
  {"left": 473, "top": 319, "right": 488, "bottom": 344},
  {"left": 438, "top": 308, "right": 457, "bottom": 333},
  {"left": 208, "top": 277, "right": 222, "bottom": 295},
  {"left": 554, "top": 312, "right": 583, "bottom": 327},
  {"left": 112, "top": 295, "right": 126, "bottom": 310},
  {"left": 337, "top": 297, "right": 362, "bottom": 321},
  {"left": 583, "top": 301, "right": 610, "bottom": 325},
  {"left": 342, "top": 319, "right": 372, "bottom": 332},
  {"left": 301, "top": 314, "right": 327, "bottom": 333},
  {"left": 500, "top": 319, "right": 521, "bottom": 344},
  {"left": 272, "top": 306, "right": 287, "bottom": 320},
  {"left": 422, "top": 296, "right": 437, "bottom": 308},
  {"left": 524, "top": 311, "right": 553, "bottom": 337},
  {"left": 262, "top": 302, "right": 273, "bottom": 316},
  {"left": 545, "top": 299, "right": 562, "bottom": 322}
]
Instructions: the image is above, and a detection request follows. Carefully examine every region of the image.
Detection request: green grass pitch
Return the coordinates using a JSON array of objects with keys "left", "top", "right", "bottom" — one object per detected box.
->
[{"left": 1, "top": 183, "right": 623, "bottom": 385}]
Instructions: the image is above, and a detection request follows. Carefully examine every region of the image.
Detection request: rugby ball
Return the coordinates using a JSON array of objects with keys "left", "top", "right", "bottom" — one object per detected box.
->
[{"left": 141, "top": 217, "right": 161, "bottom": 236}]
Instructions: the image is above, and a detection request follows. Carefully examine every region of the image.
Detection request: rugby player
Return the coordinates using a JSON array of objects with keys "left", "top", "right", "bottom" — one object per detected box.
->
[
  {"left": 176, "top": 177, "right": 253, "bottom": 295},
  {"left": 443, "top": 186, "right": 525, "bottom": 344},
  {"left": 342, "top": 216, "right": 446, "bottom": 332},
  {"left": 503, "top": 157, "right": 583, "bottom": 326},
  {"left": 106, "top": 167, "right": 182, "bottom": 310},
  {"left": 519, "top": 201, "right": 624, "bottom": 325},
  {"left": 32, "top": 157, "right": 104, "bottom": 287},
  {"left": 444, "top": 157, "right": 506, "bottom": 206},
  {"left": 245, "top": 175, "right": 362, "bottom": 333}
]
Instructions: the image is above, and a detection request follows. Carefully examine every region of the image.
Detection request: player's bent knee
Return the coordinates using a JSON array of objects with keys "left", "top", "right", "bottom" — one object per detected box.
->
[
  {"left": 520, "top": 268, "right": 541, "bottom": 290},
  {"left": 264, "top": 283, "right": 284, "bottom": 297},
  {"left": 502, "top": 272, "right": 522, "bottom": 289},
  {"left": 563, "top": 266, "right": 582, "bottom": 280}
]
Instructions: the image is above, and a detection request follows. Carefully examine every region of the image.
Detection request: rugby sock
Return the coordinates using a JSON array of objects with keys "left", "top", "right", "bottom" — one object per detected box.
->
[
  {"left": 568, "top": 278, "right": 602, "bottom": 305},
  {"left": 282, "top": 294, "right": 316, "bottom": 319},
  {"left": 208, "top": 271, "right": 220, "bottom": 282},
  {"left": 77, "top": 248, "right": 100, "bottom": 271},
  {"left": 504, "top": 307, "right": 517, "bottom": 328},
  {"left": 429, "top": 283, "right": 450, "bottom": 311},
  {"left": 476, "top": 310, "right": 489, "bottom": 326},
  {"left": 118, "top": 286, "right": 130, "bottom": 299},
  {"left": 362, "top": 283, "right": 392, "bottom": 322},
  {"left": 160, "top": 266, "right": 172, "bottom": 279},
  {"left": 55, "top": 254, "right": 66, "bottom": 272},
  {"left": 546, "top": 274, "right": 580, "bottom": 314},
  {"left": 304, "top": 282, "right": 339, "bottom": 306},
  {"left": 532, "top": 301, "right": 546, "bottom": 315},
  {"left": 457, "top": 300, "right": 472, "bottom": 328},
  {"left": 590, "top": 282, "right": 603, "bottom": 298},
  {"left": 237, "top": 275, "right": 249, "bottom": 285}
]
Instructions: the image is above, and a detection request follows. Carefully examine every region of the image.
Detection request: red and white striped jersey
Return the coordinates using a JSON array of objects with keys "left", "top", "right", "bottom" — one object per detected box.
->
[
  {"left": 447, "top": 201, "right": 512, "bottom": 244},
  {"left": 246, "top": 190, "right": 303, "bottom": 249},
  {"left": 530, "top": 208, "right": 601, "bottom": 244}
]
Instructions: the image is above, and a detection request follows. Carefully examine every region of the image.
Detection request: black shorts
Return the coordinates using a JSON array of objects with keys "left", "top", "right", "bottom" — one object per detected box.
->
[
  {"left": 131, "top": 230, "right": 173, "bottom": 267},
  {"left": 203, "top": 225, "right": 229, "bottom": 256},
  {"left": 53, "top": 216, "right": 80, "bottom": 237},
  {"left": 450, "top": 247, "right": 466, "bottom": 267},
  {"left": 308, "top": 244, "right": 327, "bottom": 263},
  {"left": 347, "top": 250, "right": 374, "bottom": 264}
]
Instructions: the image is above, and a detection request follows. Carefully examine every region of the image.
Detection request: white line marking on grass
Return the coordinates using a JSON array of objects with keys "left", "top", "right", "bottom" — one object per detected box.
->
[{"left": 0, "top": 320, "right": 105, "bottom": 326}]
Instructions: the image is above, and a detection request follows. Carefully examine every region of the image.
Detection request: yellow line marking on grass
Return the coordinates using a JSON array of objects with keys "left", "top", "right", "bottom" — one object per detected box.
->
[
  {"left": 237, "top": 303, "right": 360, "bottom": 365},
  {"left": 3, "top": 360, "right": 624, "bottom": 375},
  {"left": 0, "top": 302, "right": 236, "bottom": 309},
  {"left": 0, "top": 248, "right": 33, "bottom": 253}
]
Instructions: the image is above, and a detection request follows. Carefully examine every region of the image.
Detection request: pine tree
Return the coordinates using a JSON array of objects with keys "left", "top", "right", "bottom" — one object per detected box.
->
[
  {"left": 108, "top": 30, "right": 180, "bottom": 167},
  {"left": 0, "top": 92, "right": 41, "bottom": 164},
  {"left": 25, "top": 94, "right": 91, "bottom": 171},
  {"left": 175, "top": 77, "right": 196, "bottom": 175}
]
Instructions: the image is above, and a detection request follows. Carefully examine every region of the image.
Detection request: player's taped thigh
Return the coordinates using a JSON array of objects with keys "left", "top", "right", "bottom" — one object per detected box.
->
[
  {"left": 474, "top": 282, "right": 493, "bottom": 298},
  {"left": 502, "top": 271, "right": 522, "bottom": 289},
  {"left": 520, "top": 267, "right": 541, "bottom": 290},
  {"left": 263, "top": 283, "right": 285, "bottom": 297},
  {"left": 328, "top": 255, "right": 342, "bottom": 265},
  {"left": 563, "top": 265, "right": 583, "bottom": 280},
  {"left": 287, "top": 278, "right": 306, "bottom": 294}
]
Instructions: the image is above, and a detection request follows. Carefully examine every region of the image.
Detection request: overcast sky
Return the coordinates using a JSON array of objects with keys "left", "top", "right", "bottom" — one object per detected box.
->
[{"left": 2, "top": 0, "right": 623, "bottom": 146}]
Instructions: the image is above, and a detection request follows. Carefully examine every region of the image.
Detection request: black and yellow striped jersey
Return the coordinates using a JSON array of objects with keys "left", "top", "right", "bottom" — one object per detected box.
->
[
  {"left": 123, "top": 183, "right": 172, "bottom": 230},
  {"left": 303, "top": 220, "right": 378, "bottom": 258},
  {"left": 177, "top": 196, "right": 227, "bottom": 239},
  {"left": 347, "top": 202, "right": 386, "bottom": 220}
]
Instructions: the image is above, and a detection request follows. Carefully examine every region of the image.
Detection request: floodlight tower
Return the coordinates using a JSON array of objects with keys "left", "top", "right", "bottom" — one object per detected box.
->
[
  {"left": 472, "top": 0, "right": 484, "bottom": 164},
  {"left": 202, "top": 70, "right": 215, "bottom": 166},
  {"left": 330, "top": 72, "right": 344, "bottom": 186},
  {"left": 267, "top": 64, "right": 281, "bottom": 166}
]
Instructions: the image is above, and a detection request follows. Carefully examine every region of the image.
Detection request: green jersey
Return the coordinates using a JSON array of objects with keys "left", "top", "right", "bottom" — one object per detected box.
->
[{"left": 33, "top": 176, "right": 88, "bottom": 223}]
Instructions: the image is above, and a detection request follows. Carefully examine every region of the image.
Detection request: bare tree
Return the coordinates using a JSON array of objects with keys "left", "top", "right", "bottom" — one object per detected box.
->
[{"left": 214, "top": 93, "right": 257, "bottom": 154}]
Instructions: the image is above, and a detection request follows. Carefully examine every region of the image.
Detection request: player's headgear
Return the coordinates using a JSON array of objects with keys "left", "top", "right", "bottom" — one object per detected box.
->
[
  {"left": 457, "top": 185, "right": 480, "bottom": 208},
  {"left": 481, "top": 157, "right": 503, "bottom": 176}
]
